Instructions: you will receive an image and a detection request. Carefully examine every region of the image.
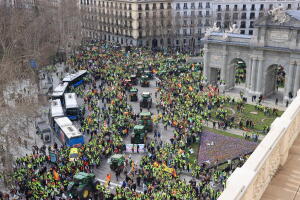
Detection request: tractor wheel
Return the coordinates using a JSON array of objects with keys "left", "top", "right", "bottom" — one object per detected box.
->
[
  {"left": 93, "top": 180, "right": 101, "bottom": 192},
  {"left": 78, "top": 186, "right": 92, "bottom": 200}
]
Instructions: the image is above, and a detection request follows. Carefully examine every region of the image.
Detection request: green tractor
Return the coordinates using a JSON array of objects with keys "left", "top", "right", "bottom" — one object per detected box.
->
[
  {"left": 139, "top": 112, "right": 153, "bottom": 132},
  {"left": 109, "top": 154, "right": 125, "bottom": 171},
  {"left": 140, "top": 75, "right": 150, "bottom": 87},
  {"left": 140, "top": 92, "right": 152, "bottom": 108},
  {"left": 129, "top": 88, "right": 138, "bottom": 102},
  {"left": 131, "top": 125, "right": 146, "bottom": 144},
  {"left": 67, "top": 172, "right": 100, "bottom": 200}
]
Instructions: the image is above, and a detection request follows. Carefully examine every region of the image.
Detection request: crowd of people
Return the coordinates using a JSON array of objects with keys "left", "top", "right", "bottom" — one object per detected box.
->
[{"left": 0, "top": 41, "right": 270, "bottom": 199}]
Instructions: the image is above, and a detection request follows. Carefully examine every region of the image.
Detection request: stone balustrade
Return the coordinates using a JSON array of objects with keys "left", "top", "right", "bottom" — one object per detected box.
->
[{"left": 218, "top": 90, "right": 300, "bottom": 200}]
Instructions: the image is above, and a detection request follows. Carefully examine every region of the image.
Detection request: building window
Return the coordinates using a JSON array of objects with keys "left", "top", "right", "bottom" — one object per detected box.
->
[
  {"left": 226, "top": 5, "right": 229, "bottom": 11},
  {"left": 183, "top": 29, "right": 187, "bottom": 35},
  {"left": 153, "top": 3, "right": 156, "bottom": 10},
  {"left": 199, "top": 2, "right": 202, "bottom": 8},
  {"left": 184, "top": 11, "right": 187, "bottom": 16},
  {"left": 160, "top": 3, "right": 164, "bottom": 9},
  {"left": 260, "top": 4, "right": 264, "bottom": 11},
  {"left": 225, "top": 13, "right": 230, "bottom": 20},
  {"left": 183, "top": 3, "right": 188, "bottom": 9},
  {"left": 242, "top": 4, "right": 247, "bottom": 11},
  {"left": 191, "top": 11, "right": 195, "bottom": 16},
  {"left": 198, "top": 11, "right": 202, "bottom": 16},
  {"left": 191, "top": 3, "right": 195, "bottom": 9},
  {"left": 145, "top": 4, "right": 149, "bottom": 10},
  {"left": 129, "top": 4, "right": 131, "bottom": 10},
  {"left": 250, "top": 21, "right": 254, "bottom": 28},
  {"left": 269, "top": 4, "right": 273, "bottom": 10},
  {"left": 287, "top": 4, "right": 291, "bottom": 9},
  {"left": 240, "top": 21, "right": 246, "bottom": 28},
  {"left": 249, "top": 30, "right": 253, "bottom": 35},
  {"left": 217, "top": 5, "right": 221, "bottom": 11},
  {"left": 167, "top": 3, "right": 171, "bottom": 9},
  {"left": 216, "top": 21, "right": 221, "bottom": 27},
  {"left": 206, "top": 11, "right": 209, "bottom": 16},
  {"left": 217, "top": 13, "right": 222, "bottom": 20},
  {"left": 234, "top": 5, "right": 238, "bottom": 11},
  {"left": 176, "top": 3, "right": 180, "bottom": 10},
  {"left": 240, "top": 30, "right": 245, "bottom": 34},
  {"left": 206, "top": 2, "right": 210, "bottom": 8},
  {"left": 251, "top": 4, "right": 255, "bottom": 11},
  {"left": 138, "top": 4, "right": 142, "bottom": 10},
  {"left": 138, "top": 13, "right": 142, "bottom": 19},
  {"left": 233, "top": 13, "right": 238, "bottom": 20},
  {"left": 176, "top": 40, "right": 179, "bottom": 45},
  {"left": 241, "top": 13, "right": 247, "bottom": 19},
  {"left": 250, "top": 12, "right": 255, "bottom": 19}
]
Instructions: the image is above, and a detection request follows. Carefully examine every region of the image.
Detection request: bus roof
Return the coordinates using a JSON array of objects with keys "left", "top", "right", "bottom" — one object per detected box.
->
[
  {"left": 64, "top": 93, "right": 78, "bottom": 109},
  {"left": 61, "top": 125, "right": 82, "bottom": 138},
  {"left": 51, "top": 99, "right": 64, "bottom": 117},
  {"left": 63, "top": 70, "right": 87, "bottom": 82},
  {"left": 54, "top": 117, "right": 73, "bottom": 127},
  {"left": 52, "top": 82, "right": 69, "bottom": 97}
]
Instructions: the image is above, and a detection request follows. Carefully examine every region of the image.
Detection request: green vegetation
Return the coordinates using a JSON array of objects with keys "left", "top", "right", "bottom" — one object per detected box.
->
[{"left": 211, "top": 103, "right": 283, "bottom": 133}]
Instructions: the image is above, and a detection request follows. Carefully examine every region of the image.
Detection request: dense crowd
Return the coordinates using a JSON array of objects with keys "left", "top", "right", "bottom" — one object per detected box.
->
[{"left": 0, "top": 41, "right": 267, "bottom": 200}]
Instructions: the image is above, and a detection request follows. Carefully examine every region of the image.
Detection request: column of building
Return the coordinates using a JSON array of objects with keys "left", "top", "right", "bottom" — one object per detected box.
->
[
  {"left": 246, "top": 58, "right": 253, "bottom": 90},
  {"left": 293, "top": 62, "right": 300, "bottom": 97},
  {"left": 284, "top": 61, "right": 296, "bottom": 101},
  {"left": 256, "top": 58, "right": 264, "bottom": 95},
  {"left": 250, "top": 57, "right": 258, "bottom": 92}
]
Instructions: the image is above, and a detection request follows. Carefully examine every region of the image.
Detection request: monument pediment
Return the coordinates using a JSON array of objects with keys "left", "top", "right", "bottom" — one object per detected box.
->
[{"left": 255, "top": 9, "right": 300, "bottom": 29}]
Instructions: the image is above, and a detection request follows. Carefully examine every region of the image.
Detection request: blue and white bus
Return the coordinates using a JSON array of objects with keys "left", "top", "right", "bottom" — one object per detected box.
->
[
  {"left": 49, "top": 99, "right": 64, "bottom": 127},
  {"left": 64, "top": 93, "right": 81, "bottom": 121},
  {"left": 63, "top": 70, "right": 87, "bottom": 87},
  {"left": 53, "top": 117, "right": 84, "bottom": 147},
  {"left": 51, "top": 82, "right": 69, "bottom": 104}
]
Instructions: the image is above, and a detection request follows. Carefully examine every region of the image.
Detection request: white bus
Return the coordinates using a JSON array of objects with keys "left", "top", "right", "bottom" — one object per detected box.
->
[
  {"left": 53, "top": 117, "right": 84, "bottom": 147},
  {"left": 64, "top": 93, "right": 81, "bottom": 120},
  {"left": 63, "top": 70, "right": 87, "bottom": 87},
  {"left": 52, "top": 82, "right": 69, "bottom": 104},
  {"left": 49, "top": 99, "right": 64, "bottom": 127}
]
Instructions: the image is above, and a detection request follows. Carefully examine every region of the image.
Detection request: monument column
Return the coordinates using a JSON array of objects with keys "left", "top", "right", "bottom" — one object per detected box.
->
[
  {"left": 203, "top": 49, "right": 210, "bottom": 82},
  {"left": 251, "top": 58, "right": 257, "bottom": 92},
  {"left": 284, "top": 62, "right": 295, "bottom": 101},
  {"left": 256, "top": 58, "right": 264, "bottom": 95},
  {"left": 246, "top": 58, "right": 253, "bottom": 90},
  {"left": 293, "top": 64, "right": 300, "bottom": 97}
]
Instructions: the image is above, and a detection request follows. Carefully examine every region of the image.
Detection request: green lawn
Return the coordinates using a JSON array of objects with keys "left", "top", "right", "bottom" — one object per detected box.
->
[
  {"left": 203, "top": 126, "right": 244, "bottom": 139},
  {"left": 211, "top": 103, "right": 283, "bottom": 134}
]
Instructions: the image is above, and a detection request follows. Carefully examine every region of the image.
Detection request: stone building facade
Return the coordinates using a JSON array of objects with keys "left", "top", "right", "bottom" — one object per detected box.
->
[{"left": 79, "top": 0, "right": 300, "bottom": 51}]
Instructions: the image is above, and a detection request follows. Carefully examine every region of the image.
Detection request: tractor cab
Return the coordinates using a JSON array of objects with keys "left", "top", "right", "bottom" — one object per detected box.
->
[
  {"left": 109, "top": 154, "right": 125, "bottom": 171},
  {"left": 136, "top": 66, "right": 144, "bottom": 77},
  {"left": 130, "top": 74, "right": 138, "bottom": 85},
  {"left": 67, "top": 172, "right": 100, "bottom": 200},
  {"left": 139, "top": 112, "right": 153, "bottom": 132},
  {"left": 131, "top": 125, "right": 146, "bottom": 144},
  {"left": 140, "top": 75, "right": 150, "bottom": 87},
  {"left": 140, "top": 92, "right": 152, "bottom": 108},
  {"left": 129, "top": 88, "right": 138, "bottom": 102},
  {"left": 144, "top": 70, "right": 153, "bottom": 79}
]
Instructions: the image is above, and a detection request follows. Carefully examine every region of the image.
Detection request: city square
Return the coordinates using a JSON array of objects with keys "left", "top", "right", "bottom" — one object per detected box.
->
[{"left": 0, "top": 0, "right": 300, "bottom": 200}]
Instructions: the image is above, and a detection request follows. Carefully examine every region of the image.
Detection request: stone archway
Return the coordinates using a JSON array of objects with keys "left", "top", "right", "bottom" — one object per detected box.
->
[
  {"left": 227, "top": 58, "right": 247, "bottom": 90},
  {"left": 264, "top": 64, "right": 286, "bottom": 98}
]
